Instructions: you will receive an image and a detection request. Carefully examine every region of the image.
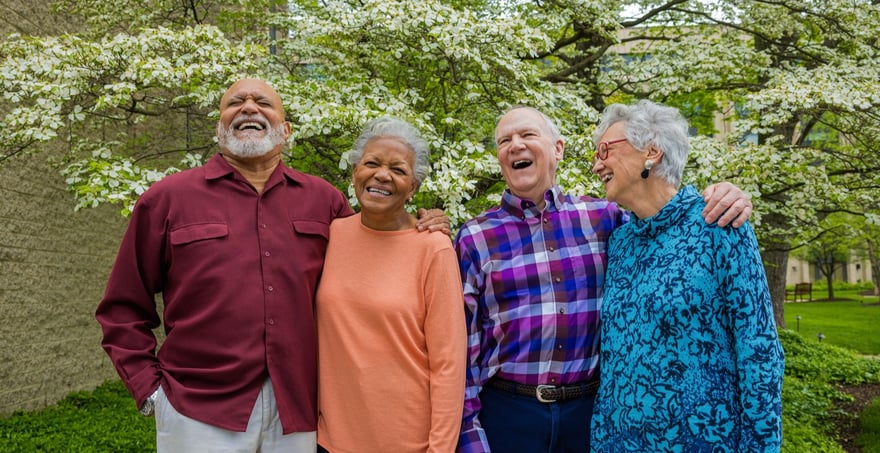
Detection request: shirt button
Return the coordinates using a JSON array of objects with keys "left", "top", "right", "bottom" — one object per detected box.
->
[
  {"left": 268, "top": 318, "right": 275, "bottom": 326},
  {"left": 261, "top": 224, "right": 267, "bottom": 229},
  {"left": 554, "top": 277, "right": 561, "bottom": 283},
  {"left": 549, "top": 247, "right": 555, "bottom": 252},
  {"left": 543, "top": 218, "right": 548, "bottom": 223},
  {"left": 559, "top": 308, "right": 565, "bottom": 314},
  {"left": 267, "top": 286, "right": 274, "bottom": 292},
  {"left": 557, "top": 344, "right": 563, "bottom": 350},
  {"left": 550, "top": 378, "right": 557, "bottom": 384},
  {"left": 264, "top": 251, "right": 271, "bottom": 257}
]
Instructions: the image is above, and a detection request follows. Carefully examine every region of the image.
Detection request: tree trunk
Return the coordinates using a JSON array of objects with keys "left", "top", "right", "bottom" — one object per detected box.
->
[
  {"left": 763, "top": 246, "right": 789, "bottom": 329},
  {"left": 867, "top": 238, "right": 880, "bottom": 296},
  {"left": 825, "top": 270, "right": 835, "bottom": 300}
]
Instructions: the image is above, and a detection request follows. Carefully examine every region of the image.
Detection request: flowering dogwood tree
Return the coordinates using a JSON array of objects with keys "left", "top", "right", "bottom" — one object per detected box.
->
[
  {"left": 599, "top": 1, "right": 880, "bottom": 324},
  {"left": 1, "top": 0, "right": 879, "bottom": 325}
]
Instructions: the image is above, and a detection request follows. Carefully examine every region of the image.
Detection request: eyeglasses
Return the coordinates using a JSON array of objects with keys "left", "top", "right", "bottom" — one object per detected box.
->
[{"left": 594, "top": 138, "right": 629, "bottom": 161}]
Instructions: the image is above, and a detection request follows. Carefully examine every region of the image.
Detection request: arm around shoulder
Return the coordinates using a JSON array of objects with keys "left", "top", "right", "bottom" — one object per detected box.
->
[{"left": 701, "top": 182, "right": 753, "bottom": 228}]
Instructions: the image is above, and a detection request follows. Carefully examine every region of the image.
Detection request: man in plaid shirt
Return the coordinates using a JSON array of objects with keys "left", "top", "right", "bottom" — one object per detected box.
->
[{"left": 454, "top": 106, "right": 752, "bottom": 452}]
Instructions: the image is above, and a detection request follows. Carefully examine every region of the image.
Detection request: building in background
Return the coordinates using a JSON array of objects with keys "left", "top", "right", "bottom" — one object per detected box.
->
[{"left": 786, "top": 255, "right": 874, "bottom": 286}]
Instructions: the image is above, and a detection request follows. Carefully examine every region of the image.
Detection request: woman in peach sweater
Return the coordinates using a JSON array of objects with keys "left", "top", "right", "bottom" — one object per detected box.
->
[{"left": 316, "top": 116, "right": 466, "bottom": 453}]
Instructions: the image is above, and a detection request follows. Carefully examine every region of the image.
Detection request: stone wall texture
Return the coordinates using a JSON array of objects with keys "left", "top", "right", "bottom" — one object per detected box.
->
[{"left": 0, "top": 154, "right": 127, "bottom": 414}]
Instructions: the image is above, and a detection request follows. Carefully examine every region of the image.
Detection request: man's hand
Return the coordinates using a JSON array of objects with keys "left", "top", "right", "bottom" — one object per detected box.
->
[
  {"left": 139, "top": 388, "right": 160, "bottom": 417},
  {"left": 702, "top": 182, "right": 753, "bottom": 228},
  {"left": 416, "top": 208, "right": 452, "bottom": 235}
]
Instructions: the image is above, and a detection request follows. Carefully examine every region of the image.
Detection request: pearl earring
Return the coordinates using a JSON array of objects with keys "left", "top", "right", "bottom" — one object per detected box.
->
[{"left": 641, "top": 160, "right": 654, "bottom": 179}]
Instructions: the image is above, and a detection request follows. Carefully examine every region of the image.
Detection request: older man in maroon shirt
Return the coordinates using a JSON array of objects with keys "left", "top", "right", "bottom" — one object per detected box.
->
[
  {"left": 96, "top": 79, "right": 445, "bottom": 451},
  {"left": 97, "top": 78, "right": 348, "bottom": 451}
]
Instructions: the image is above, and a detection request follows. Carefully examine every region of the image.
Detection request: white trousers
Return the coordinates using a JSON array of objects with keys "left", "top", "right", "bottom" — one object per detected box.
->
[{"left": 155, "top": 379, "right": 316, "bottom": 453}]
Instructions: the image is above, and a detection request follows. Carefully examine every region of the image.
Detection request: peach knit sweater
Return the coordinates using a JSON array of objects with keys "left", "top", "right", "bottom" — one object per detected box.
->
[{"left": 316, "top": 214, "right": 466, "bottom": 453}]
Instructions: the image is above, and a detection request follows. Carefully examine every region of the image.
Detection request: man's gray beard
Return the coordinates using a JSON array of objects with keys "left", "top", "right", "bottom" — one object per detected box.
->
[{"left": 218, "top": 123, "right": 287, "bottom": 158}]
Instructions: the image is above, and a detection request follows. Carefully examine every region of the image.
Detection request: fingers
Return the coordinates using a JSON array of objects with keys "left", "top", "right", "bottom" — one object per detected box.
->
[
  {"left": 712, "top": 198, "right": 752, "bottom": 228},
  {"left": 415, "top": 208, "right": 452, "bottom": 235},
  {"left": 702, "top": 182, "right": 753, "bottom": 228},
  {"left": 415, "top": 208, "right": 431, "bottom": 231},
  {"left": 731, "top": 203, "right": 752, "bottom": 228},
  {"left": 702, "top": 192, "right": 733, "bottom": 225},
  {"left": 703, "top": 189, "right": 752, "bottom": 228},
  {"left": 422, "top": 224, "right": 453, "bottom": 235}
]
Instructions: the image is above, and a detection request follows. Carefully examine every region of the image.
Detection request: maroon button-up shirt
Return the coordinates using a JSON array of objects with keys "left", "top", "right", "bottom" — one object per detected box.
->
[{"left": 96, "top": 153, "right": 353, "bottom": 433}]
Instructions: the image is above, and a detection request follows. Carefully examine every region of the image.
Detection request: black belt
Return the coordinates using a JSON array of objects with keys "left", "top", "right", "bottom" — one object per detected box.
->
[{"left": 486, "top": 378, "right": 599, "bottom": 403}]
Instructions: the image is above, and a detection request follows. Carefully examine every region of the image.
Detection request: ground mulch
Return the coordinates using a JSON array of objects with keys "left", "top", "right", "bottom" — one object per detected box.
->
[{"left": 832, "top": 383, "right": 880, "bottom": 452}]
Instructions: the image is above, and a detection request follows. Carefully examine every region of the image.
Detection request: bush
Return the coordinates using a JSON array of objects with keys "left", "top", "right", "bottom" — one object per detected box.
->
[
  {"left": 807, "top": 281, "right": 875, "bottom": 292},
  {"left": 858, "top": 399, "right": 880, "bottom": 453},
  {"left": 780, "top": 329, "right": 880, "bottom": 452},
  {"left": 781, "top": 374, "right": 852, "bottom": 453},
  {"left": 0, "top": 380, "right": 155, "bottom": 452},
  {"left": 780, "top": 330, "right": 880, "bottom": 384},
  {"left": 782, "top": 412, "right": 847, "bottom": 453}
]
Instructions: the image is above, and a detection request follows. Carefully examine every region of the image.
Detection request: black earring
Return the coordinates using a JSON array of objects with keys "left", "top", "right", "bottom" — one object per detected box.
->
[{"left": 641, "top": 160, "right": 654, "bottom": 179}]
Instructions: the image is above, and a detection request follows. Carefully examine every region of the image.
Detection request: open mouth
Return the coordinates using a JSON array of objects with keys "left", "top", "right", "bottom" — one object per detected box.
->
[
  {"left": 366, "top": 187, "right": 391, "bottom": 196},
  {"left": 512, "top": 159, "right": 533, "bottom": 169},
  {"left": 237, "top": 123, "right": 264, "bottom": 131},
  {"left": 231, "top": 117, "right": 268, "bottom": 131}
]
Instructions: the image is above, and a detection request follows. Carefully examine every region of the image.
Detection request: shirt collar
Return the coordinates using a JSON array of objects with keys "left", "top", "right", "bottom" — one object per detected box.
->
[
  {"left": 204, "top": 153, "right": 303, "bottom": 186},
  {"left": 500, "top": 185, "right": 563, "bottom": 218},
  {"left": 204, "top": 153, "right": 235, "bottom": 180},
  {"left": 628, "top": 185, "right": 701, "bottom": 238}
]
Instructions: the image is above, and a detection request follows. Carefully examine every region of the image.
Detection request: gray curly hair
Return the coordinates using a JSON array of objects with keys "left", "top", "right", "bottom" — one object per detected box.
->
[
  {"left": 349, "top": 116, "right": 431, "bottom": 185},
  {"left": 593, "top": 100, "right": 689, "bottom": 187}
]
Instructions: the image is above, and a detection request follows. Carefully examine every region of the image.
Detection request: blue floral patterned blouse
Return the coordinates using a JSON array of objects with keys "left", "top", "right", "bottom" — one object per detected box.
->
[{"left": 590, "top": 185, "right": 784, "bottom": 452}]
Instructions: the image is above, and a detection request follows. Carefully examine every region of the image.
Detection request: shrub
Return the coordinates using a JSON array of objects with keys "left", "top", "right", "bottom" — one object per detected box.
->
[
  {"left": 780, "top": 330, "right": 880, "bottom": 385},
  {"left": 807, "top": 281, "right": 875, "bottom": 292},
  {"left": 0, "top": 380, "right": 155, "bottom": 452},
  {"left": 857, "top": 398, "right": 880, "bottom": 453},
  {"left": 780, "top": 329, "right": 880, "bottom": 452}
]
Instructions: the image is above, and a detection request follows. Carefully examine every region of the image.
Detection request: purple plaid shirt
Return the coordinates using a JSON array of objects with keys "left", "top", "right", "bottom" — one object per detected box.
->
[{"left": 453, "top": 186, "right": 627, "bottom": 452}]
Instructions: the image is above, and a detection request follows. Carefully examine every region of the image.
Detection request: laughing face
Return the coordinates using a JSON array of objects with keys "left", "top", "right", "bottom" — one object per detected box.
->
[
  {"left": 494, "top": 108, "right": 564, "bottom": 207},
  {"left": 216, "top": 79, "right": 291, "bottom": 158},
  {"left": 352, "top": 137, "right": 418, "bottom": 227},
  {"left": 592, "top": 121, "right": 644, "bottom": 204}
]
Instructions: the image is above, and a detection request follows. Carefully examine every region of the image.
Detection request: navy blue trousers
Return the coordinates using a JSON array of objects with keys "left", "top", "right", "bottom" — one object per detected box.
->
[{"left": 480, "top": 385, "right": 595, "bottom": 453}]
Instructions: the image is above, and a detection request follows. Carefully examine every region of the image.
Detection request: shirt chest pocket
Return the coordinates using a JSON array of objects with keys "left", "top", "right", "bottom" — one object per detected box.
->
[
  {"left": 170, "top": 223, "right": 229, "bottom": 245},
  {"left": 290, "top": 219, "right": 330, "bottom": 240},
  {"left": 289, "top": 219, "right": 331, "bottom": 275}
]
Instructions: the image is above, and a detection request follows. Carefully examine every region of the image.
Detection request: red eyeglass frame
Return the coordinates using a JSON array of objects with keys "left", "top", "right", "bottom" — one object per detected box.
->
[{"left": 595, "top": 138, "right": 629, "bottom": 161}]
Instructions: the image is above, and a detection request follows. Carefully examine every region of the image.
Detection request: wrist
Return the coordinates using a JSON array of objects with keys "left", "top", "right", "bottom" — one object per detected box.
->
[{"left": 139, "top": 388, "right": 160, "bottom": 416}]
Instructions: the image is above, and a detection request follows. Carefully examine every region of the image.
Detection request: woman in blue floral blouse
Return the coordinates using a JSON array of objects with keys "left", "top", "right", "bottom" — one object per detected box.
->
[{"left": 589, "top": 100, "right": 784, "bottom": 452}]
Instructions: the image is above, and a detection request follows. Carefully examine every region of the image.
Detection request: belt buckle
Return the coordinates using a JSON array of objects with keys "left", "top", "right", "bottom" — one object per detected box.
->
[{"left": 535, "top": 384, "right": 557, "bottom": 403}]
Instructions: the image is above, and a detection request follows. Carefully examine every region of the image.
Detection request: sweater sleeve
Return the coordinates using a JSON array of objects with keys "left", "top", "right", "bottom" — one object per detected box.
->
[
  {"left": 423, "top": 244, "right": 468, "bottom": 453},
  {"left": 720, "top": 222, "right": 784, "bottom": 451}
]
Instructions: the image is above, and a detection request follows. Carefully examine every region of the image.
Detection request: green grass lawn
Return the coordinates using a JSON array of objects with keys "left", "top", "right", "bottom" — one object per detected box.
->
[{"left": 783, "top": 289, "right": 880, "bottom": 355}]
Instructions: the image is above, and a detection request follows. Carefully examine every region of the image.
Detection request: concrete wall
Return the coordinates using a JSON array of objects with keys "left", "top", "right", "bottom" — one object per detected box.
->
[{"left": 0, "top": 153, "right": 127, "bottom": 414}]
